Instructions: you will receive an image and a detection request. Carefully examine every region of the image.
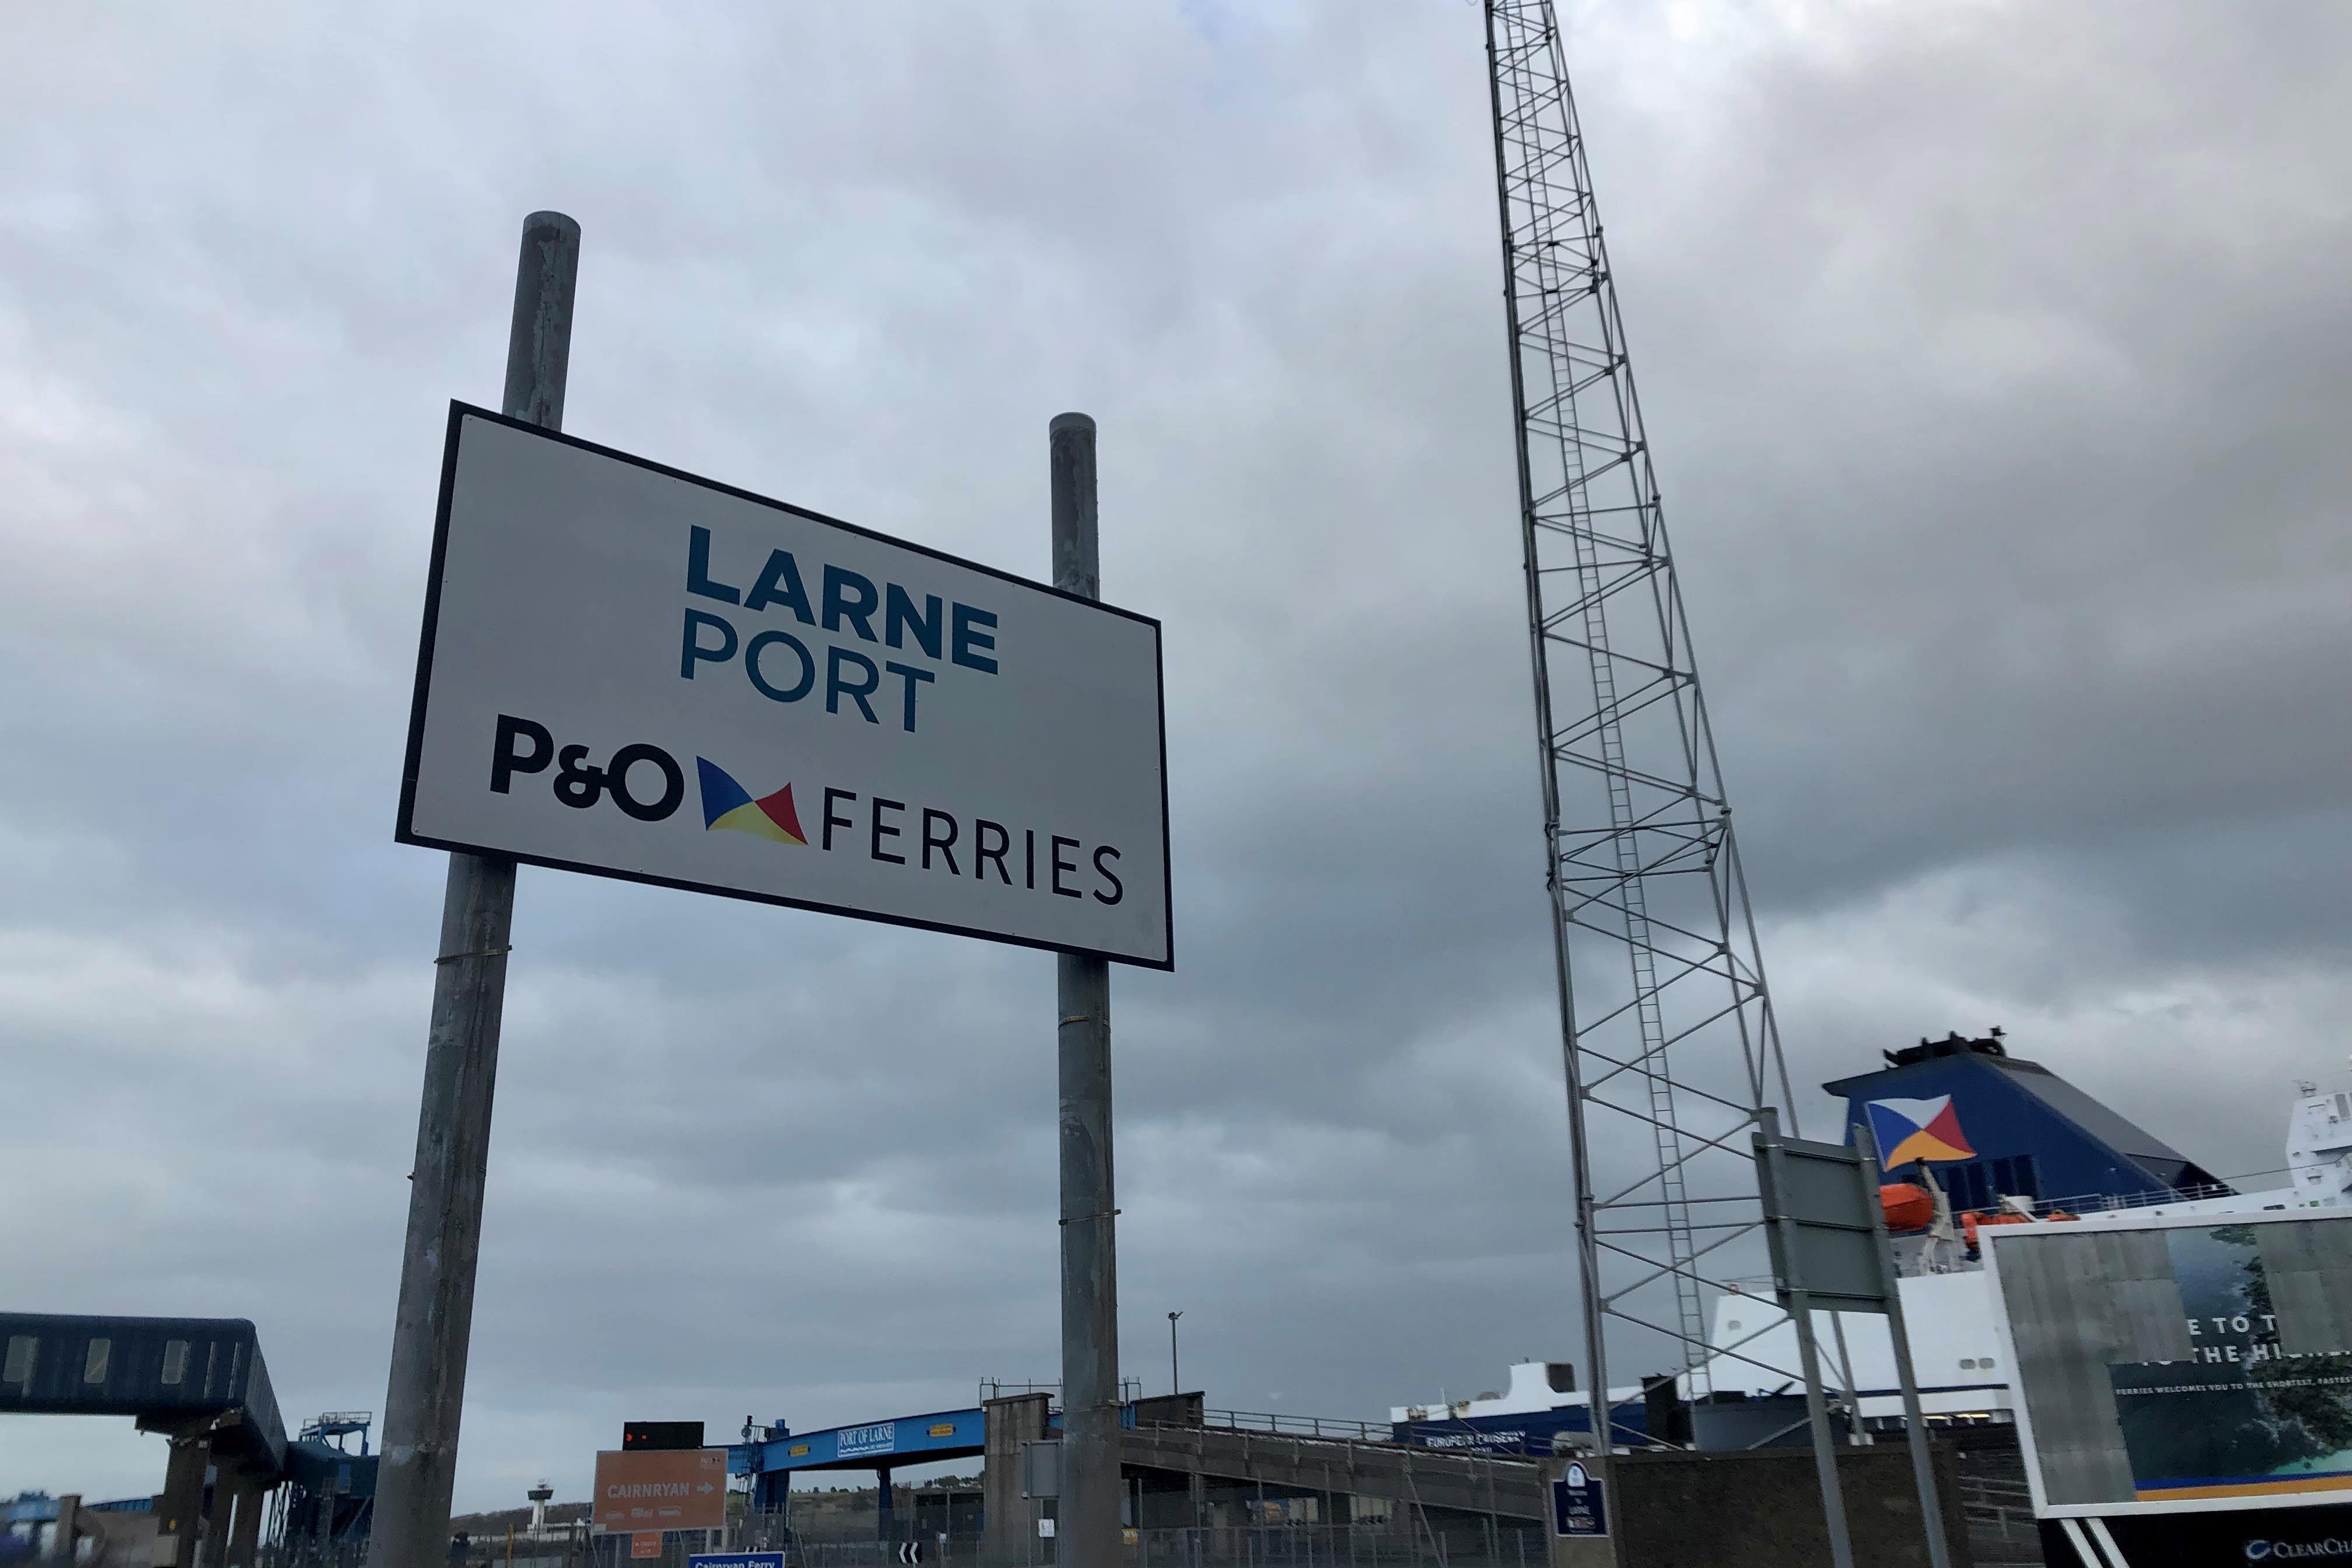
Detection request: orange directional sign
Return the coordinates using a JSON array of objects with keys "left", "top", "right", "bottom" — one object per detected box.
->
[{"left": 592, "top": 1448, "right": 727, "bottom": 1535}]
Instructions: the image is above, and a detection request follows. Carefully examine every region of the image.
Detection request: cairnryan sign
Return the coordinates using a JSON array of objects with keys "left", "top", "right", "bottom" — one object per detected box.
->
[
  {"left": 591, "top": 1449, "right": 727, "bottom": 1535},
  {"left": 398, "top": 405, "right": 1171, "bottom": 967}
]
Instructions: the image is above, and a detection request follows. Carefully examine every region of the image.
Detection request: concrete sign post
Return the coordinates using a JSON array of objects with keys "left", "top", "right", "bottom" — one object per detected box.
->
[
  {"left": 399, "top": 407, "right": 1171, "bottom": 967},
  {"left": 1051, "top": 413, "right": 1122, "bottom": 1568},
  {"left": 371, "top": 211, "right": 579, "bottom": 1568}
]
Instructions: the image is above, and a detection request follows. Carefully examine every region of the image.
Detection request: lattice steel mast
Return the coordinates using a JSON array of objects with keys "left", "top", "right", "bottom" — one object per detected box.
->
[{"left": 1483, "top": 0, "right": 1802, "bottom": 1430}]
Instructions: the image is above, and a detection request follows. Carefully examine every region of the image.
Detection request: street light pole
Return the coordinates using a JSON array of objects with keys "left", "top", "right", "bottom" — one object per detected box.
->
[{"left": 1168, "top": 1311, "right": 1182, "bottom": 1397}]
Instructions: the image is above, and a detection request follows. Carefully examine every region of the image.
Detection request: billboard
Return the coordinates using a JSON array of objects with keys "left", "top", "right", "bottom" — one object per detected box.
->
[
  {"left": 1986, "top": 1209, "right": 2352, "bottom": 1520},
  {"left": 400, "top": 405, "right": 1171, "bottom": 967}
]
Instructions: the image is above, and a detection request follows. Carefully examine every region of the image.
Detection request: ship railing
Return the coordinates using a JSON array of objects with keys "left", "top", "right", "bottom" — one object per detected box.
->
[{"left": 1972, "top": 1181, "right": 2237, "bottom": 1221}]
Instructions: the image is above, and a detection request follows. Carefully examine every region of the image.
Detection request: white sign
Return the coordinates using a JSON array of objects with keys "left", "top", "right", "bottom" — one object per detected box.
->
[
  {"left": 400, "top": 405, "right": 1171, "bottom": 967},
  {"left": 836, "top": 1423, "right": 895, "bottom": 1459}
]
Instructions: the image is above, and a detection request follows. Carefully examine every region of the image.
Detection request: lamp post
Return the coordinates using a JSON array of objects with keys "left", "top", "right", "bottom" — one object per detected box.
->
[{"left": 1168, "top": 1311, "right": 1183, "bottom": 1396}]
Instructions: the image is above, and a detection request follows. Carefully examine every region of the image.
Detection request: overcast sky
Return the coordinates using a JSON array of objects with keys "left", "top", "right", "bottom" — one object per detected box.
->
[{"left": 4, "top": 0, "right": 2347, "bottom": 1514}]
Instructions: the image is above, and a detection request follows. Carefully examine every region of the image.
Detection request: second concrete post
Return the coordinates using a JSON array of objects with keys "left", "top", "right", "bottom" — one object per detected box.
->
[
  {"left": 1052, "top": 411, "right": 1121, "bottom": 1567},
  {"left": 370, "top": 211, "right": 579, "bottom": 1568}
]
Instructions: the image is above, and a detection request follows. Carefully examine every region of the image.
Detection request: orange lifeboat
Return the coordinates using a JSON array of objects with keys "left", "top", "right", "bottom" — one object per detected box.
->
[{"left": 1880, "top": 1183, "right": 1934, "bottom": 1234}]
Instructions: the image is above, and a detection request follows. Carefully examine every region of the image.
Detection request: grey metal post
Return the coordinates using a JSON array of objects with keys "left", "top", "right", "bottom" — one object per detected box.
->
[
  {"left": 1757, "top": 1112, "right": 1856, "bottom": 1568},
  {"left": 1862, "top": 1143, "right": 1953, "bottom": 1568},
  {"left": 370, "top": 210, "right": 579, "bottom": 1568},
  {"left": 1052, "top": 411, "right": 1121, "bottom": 1568},
  {"left": 1787, "top": 1288, "right": 1856, "bottom": 1568}
]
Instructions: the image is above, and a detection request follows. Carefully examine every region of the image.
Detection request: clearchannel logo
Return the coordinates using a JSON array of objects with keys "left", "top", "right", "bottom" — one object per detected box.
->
[{"left": 2247, "top": 1535, "right": 2352, "bottom": 1560}]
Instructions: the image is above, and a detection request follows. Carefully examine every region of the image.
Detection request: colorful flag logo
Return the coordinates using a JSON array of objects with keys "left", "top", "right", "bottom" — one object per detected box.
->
[
  {"left": 696, "top": 758, "right": 806, "bottom": 846},
  {"left": 1866, "top": 1096, "right": 1976, "bottom": 1167}
]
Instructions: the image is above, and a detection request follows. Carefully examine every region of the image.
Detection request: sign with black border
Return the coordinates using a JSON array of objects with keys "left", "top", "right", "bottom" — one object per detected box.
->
[{"left": 398, "top": 404, "right": 1172, "bottom": 968}]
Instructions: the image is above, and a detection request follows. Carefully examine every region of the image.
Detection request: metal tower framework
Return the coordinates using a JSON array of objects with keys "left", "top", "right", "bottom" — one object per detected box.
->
[{"left": 1482, "top": 0, "right": 1803, "bottom": 1432}]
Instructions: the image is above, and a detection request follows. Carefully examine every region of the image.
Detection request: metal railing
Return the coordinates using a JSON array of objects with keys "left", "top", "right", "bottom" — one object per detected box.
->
[
  {"left": 1953, "top": 1472, "right": 2042, "bottom": 1566},
  {"left": 2021, "top": 1181, "right": 2234, "bottom": 1217},
  {"left": 1199, "top": 1412, "right": 1393, "bottom": 1444},
  {"left": 978, "top": 1379, "right": 1143, "bottom": 1406},
  {"left": 1119, "top": 1523, "right": 1544, "bottom": 1568},
  {"left": 775, "top": 1523, "right": 1549, "bottom": 1568},
  {"left": 261, "top": 1540, "right": 374, "bottom": 1568}
]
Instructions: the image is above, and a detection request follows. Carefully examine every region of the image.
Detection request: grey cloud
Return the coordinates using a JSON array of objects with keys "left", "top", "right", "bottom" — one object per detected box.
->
[{"left": 4, "top": 0, "right": 2346, "bottom": 1512}]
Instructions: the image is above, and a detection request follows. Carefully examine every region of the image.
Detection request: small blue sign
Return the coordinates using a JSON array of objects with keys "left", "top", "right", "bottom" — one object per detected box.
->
[
  {"left": 1551, "top": 1464, "right": 1608, "bottom": 1538},
  {"left": 691, "top": 1553, "right": 784, "bottom": 1568}
]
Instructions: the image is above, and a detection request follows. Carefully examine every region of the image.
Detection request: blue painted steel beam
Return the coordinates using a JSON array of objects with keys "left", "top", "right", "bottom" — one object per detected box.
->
[{"left": 729, "top": 1408, "right": 984, "bottom": 1476}]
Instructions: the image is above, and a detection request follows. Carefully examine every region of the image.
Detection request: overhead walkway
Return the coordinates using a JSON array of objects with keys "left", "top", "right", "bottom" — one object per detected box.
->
[
  {"left": 1, "top": 1313, "right": 289, "bottom": 1568},
  {"left": 732, "top": 1406, "right": 985, "bottom": 1485},
  {"left": 732, "top": 1406, "right": 989, "bottom": 1541}
]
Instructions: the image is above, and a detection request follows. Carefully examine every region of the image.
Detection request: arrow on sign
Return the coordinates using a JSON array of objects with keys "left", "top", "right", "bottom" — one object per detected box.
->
[{"left": 698, "top": 1483, "right": 716, "bottom": 1494}]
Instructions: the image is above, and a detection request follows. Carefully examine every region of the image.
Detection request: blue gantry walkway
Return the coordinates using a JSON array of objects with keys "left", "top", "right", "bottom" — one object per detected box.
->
[{"left": 730, "top": 1406, "right": 986, "bottom": 1481}]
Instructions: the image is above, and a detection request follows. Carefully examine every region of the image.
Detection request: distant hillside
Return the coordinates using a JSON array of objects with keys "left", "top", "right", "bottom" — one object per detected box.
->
[{"left": 449, "top": 1503, "right": 591, "bottom": 1537}]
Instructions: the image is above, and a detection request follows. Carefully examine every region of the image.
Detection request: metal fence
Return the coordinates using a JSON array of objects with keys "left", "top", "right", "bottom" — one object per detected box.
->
[
  {"left": 260, "top": 1538, "right": 372, "bottom": 1568},
  {"left": 265, "top": 1532, "right": 606, "bottom": 1568},
  {"left": 768, "top": 1524, "right": 1546, "bottom": 1568},
  {"left": 1127, "top": 1523, "right": 1546, "bottom": 1568},
  {"left": 1954, "top": 1472, "right": 2042, "bottom": 1566},
  {"left": 716, "top": 1506, "right": 1546, "bottom": 1568}
]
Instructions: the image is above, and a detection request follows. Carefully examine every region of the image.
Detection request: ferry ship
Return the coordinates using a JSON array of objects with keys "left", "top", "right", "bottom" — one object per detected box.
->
[{"left": 1388, "top": 1032, "right": 2352, "bottom": 1450}]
